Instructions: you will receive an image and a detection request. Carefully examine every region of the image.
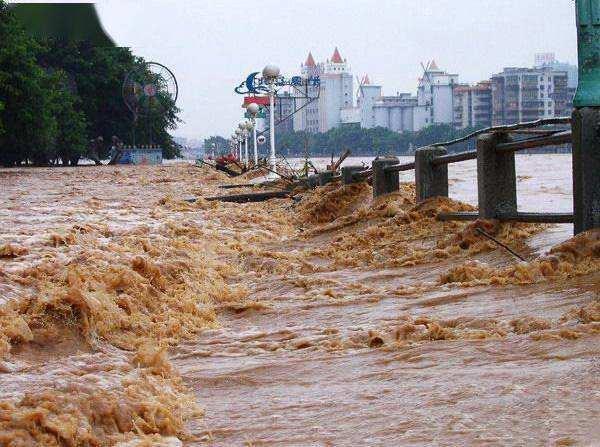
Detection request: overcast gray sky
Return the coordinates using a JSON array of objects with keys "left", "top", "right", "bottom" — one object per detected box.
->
[{"left": 32, "top": 1, "right": 583, "bottom": 138}]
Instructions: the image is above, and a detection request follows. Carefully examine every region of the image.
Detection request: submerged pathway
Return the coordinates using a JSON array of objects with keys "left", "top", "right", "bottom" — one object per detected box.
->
[
  {"left": 0, "top": 162, "right": 598, "bottom": 446},
  {"left": 173, "top": 179, "right": 600, "bottom": 446}
]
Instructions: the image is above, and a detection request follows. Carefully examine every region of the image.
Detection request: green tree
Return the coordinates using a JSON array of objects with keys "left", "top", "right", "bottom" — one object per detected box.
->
[
  {"left": 272, "top": 123, "right": 485, "bottom": 158},
  {"left": 0, "top": 1, "right": 57, "bottom": 166},
  {"left": 1, "top": 1, "right": 182, "bottom": 165},
  {"left": 0, "top": 100, "right": 5, "bottom": 137},
  {"left": 38, "top": 41, "right": 181, "bottom": 160},
  {"left": 47, "top": 70, "right": 88, "bottom": 165},
  {"left": 203, "top": 136, "right": 229, "bottom": 156}
]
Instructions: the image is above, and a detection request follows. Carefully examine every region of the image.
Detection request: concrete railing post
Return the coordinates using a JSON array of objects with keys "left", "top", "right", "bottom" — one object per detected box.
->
[
  {"left": 372, "top": 156, "right": 399, "bottom": 198},
  {"left": 572, "top": 108, "right": 600, "bottom": 233},
  {"left": 318, "top": 170, "right": 336, "bottom": 186},
  {"left": 307, "top": 174, "right": 319, "bottom": 189},
  {"left": 415, "top": 146, "right": 448, "bottom": 202},
  {"left": 342, "top": 165, "right": 365, "bottom": 185},
  {"left": 476, "top": 133, "right": 517, "bottom": 219}
]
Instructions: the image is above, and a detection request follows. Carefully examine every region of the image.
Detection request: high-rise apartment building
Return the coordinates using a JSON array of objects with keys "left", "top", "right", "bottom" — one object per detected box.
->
[
  {"left": 491, "top": 67, "right": 570, "bottom": 125},
  {"left": 453, "top": 81, "right": 492, "bottom": 129}
]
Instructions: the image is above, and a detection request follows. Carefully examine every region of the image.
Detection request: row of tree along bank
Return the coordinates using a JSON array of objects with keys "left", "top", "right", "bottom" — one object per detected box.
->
[
  {"left": 275, "top": 124, "right": 484, "bottom": 157},
  {"left": 205, "top": 123, "right": 572, "bottom": 159},
  {"left": 204, "top": 124, "right": 484, "bottom": 159},
  {"left": 0, "top": 1, "right": 181, "bottom": 167}
]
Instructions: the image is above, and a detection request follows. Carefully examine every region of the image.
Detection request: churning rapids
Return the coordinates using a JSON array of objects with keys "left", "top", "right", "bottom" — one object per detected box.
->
[{"left": 0, "top": 156, "right": 598, "bottom": 446}]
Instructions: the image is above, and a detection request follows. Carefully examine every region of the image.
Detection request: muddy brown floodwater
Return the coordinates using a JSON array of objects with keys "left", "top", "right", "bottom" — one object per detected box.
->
[{"left": 0, "top": 163, "right": 599, "bottom": 447}]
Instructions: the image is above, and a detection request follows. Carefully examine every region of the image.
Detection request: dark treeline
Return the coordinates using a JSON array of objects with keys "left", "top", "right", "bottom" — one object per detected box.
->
[
  {"left": 274, "top": 124, "right": 484, "bottom": 157},
  {"left": 203, "top": 136, "right": 230, "bottom": 155},
  {"left": 0, "top": 1, "right": 181, "bottom": 167},
  {"left": 205, "top": 124, "right": 484, "bottom": 159},
  {"left": 206, "top": 123, "right": 572, "bottom": 159}
]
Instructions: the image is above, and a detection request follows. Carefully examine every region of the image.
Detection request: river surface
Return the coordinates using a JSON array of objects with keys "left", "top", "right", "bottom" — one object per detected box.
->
[{"left": 0, "top": 155, "right": 598, "bottom": 446}]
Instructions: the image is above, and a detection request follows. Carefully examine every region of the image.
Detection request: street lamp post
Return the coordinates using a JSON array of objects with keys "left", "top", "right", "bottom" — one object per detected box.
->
[
  {"left": 238, "top": 122, "right": 249, "bottom": 166},
  {"left": 262, "top": 64, "right": 280, "bottom": 179},
  {"left": 247, "top": 103, "right": 260, "bottom": 165},
  {"left": 244, "top": 121, "right": 253, "bottom": 166},
  {"left": 235, "top": 129, "right": 243, "bottom": 161},
  {"left": 230, "top": 135, "right": 237, "bottom": 156}
]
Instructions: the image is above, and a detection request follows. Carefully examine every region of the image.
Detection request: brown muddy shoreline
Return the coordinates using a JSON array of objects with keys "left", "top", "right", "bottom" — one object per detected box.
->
[{"left": 0, "top": 163, "right": 599, "bottom": 446}]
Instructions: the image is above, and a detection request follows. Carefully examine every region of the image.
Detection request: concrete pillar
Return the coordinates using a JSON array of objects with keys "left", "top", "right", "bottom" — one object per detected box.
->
[
  {"left": 342, "top": 165, "right": 365, "bottom": 185},
  {"left": 318, "top": 170, "right": 336, "bottom": 186},
  {"left": 477, "top": 133, "right": 517, "bottom": 220},
  {"left": 415, "top": 146, "right": 448, "bottom": 203},
  {"left": 372, "top": 156, "right": 399, "bottom": 198},
  {"left": 572, "top": 107, "right": 600, "bottom": 234},
  {"left": 307, "top": 174, "right": 319, "bottom": 189}
]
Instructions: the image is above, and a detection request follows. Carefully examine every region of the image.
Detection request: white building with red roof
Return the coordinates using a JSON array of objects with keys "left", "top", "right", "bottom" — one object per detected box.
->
[{"left": 294, "top": 47, "right": 354, "bottom": 133}]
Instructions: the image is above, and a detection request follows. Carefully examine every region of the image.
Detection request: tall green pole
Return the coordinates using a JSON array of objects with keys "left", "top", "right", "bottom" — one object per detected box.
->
[
  {"left": 574, "top": 0, "right": 600, "bottom": 106},
  {"left": 572, "top": 0, "right": 600, "bottom": 233}
]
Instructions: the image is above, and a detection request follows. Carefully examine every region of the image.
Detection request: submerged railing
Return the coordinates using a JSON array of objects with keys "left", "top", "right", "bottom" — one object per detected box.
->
[{"left": 307, "top": 117, "right": 598, "bottom": 234}]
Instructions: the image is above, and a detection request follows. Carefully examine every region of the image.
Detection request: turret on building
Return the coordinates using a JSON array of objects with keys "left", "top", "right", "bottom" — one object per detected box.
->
[
  {"left": 413, "top": 60, "right": 459, "bottom": 130},
  {"left": 319, "top": 47, "right": 354, "bottom": 132},
  {"left": 293, "top": 47, "right": 354, "bottom": 133}
]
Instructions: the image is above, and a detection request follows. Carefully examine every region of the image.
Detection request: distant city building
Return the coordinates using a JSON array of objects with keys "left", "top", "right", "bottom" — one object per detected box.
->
[
  {"left": 413, "top": 61, "right": 459, "bottom": 131},
  {"left": 354, "top": 61, "right": 457, "bottom": 133},
  {"left": 534, "top": 53, "right": 578, "bottom": 88},
  {"left": 318, "top": 47, "right": 354, "bottom": 132},
  {"left": 535, "top": 52, "right": 556, "bottom": 67},
  {"left": 453, "top": 81, "right": 492, "bottom": 129},
  {"left": 373, "top": 92, "right": 417, "bottom": 132},
  {"left": 292, "top": 52, "right": 575, "bottom": 134},
  {"left": 293, "top": 48, "right": 353, "bottom": 133},
  {"left": 356, "top": 75, "right": 382, "bottom": 129},
  {"left": 340, "top": 105, "right": 361, "bottom": 126},
  {"left": 266, "top": 92, "right": 295, "bottom": 134},
  {"left": 294, "top": 52, "right": 321, "bottom": 133},
  {"left": 491, "top": 66, "right": 570, "bottom": 125}
]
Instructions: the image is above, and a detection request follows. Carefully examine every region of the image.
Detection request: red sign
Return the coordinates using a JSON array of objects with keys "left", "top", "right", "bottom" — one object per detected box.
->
[{"left": 243, "top": 96, "right": 270, "bottom": 107}]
